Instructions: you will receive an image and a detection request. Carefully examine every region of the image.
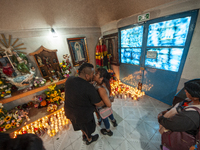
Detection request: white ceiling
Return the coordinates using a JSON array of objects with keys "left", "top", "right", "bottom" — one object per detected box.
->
[{"left": 0, "top": 0, "right": 175, "bottom": 30}]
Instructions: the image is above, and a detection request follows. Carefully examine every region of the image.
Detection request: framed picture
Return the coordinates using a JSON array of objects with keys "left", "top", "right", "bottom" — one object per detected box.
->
[
  {"left": 103, "top": 33, "right": 119, "bottom": 65},
  {"left": 67, "top": 37, "right": 89, "bottom": 67}
]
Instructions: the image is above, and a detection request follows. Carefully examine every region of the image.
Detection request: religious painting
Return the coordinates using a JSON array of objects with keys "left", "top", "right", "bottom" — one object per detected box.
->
[
  {"left": 67, "top": 37, "right": 89, "bottom": 67},
  {"left": 103, "top": 33, "right": 119, "bottom": 65}
]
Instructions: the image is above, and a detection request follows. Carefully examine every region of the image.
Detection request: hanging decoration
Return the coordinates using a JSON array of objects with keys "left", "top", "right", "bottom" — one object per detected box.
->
[{"left": 95, "top": 37, "right": 111, "bottom": 69}]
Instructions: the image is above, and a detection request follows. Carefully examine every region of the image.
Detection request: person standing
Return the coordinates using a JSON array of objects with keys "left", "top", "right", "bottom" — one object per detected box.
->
[{"left": 64, "top": 63, "right": 104, "bottom": 145}]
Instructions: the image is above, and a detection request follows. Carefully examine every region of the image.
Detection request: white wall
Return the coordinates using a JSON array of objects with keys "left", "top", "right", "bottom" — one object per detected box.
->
[{"left": 101, "top": 0, "right": 200, "bottom": 91}]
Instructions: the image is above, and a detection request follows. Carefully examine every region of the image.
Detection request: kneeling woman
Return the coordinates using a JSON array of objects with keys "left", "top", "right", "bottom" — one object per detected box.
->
[{"left": 94, "top": 68, "right": 117, "bottom": 136}]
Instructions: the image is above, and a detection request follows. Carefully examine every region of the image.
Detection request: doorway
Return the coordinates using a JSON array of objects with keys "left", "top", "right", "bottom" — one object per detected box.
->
[{"left": 119, "top": 10, "right": 198, "bottom": 105}]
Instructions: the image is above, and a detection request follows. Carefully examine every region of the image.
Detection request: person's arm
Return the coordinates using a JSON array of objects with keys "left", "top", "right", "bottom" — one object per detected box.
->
[
  {"left": 98, "top": 87, "right": 111, "bottom": 107},
  {"left": 94, "top": 100, "right": 105, "bottom": 107},
  {"left": 158, "top": 111, "right": 199, "bottom": 132}
]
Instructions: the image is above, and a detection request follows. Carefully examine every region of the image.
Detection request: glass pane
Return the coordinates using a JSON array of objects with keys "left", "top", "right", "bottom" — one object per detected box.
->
[
  {"left": 121, "top": 26, "right": 143, "bottom": 47},
  {"left": 147, "top": 17, "right": 191, "bottom": 46},
  {"left": 145, "top": 48, "right": 184, "bottom": 72},
  {"left": 121, "top": 48, "right": 141, "bottom": 65}
]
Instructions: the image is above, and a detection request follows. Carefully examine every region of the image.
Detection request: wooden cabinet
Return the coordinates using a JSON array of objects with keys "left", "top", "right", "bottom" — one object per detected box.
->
[{"left": 29, "top": 46, "right": 61, "bottom": 81}]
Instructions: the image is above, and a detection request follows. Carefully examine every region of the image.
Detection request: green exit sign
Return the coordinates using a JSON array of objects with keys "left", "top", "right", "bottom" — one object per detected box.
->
[{"left": 138, "top": 13, "right": 150, "bottom": 22}]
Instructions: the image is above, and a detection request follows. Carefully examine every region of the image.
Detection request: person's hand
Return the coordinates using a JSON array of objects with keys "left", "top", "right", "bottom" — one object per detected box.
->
[{"left": 157, "top": 113, "right": 163, "bottom": 119}]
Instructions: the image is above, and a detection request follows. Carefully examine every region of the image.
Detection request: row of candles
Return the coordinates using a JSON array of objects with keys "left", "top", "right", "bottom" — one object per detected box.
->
[
  {"left": 110, "top": 79, "right": 145, "bottom": 100},
  {"left": 13, "top": 79, "right": 143, "bottom": 138},
  {"left": 13, "top": 108, "right": 70, "bottom": 138}
]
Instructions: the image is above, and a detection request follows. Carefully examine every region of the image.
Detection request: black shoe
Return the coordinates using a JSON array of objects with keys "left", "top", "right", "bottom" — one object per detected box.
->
[
  {"left": 111, "top": 120, "right": 118, "bottom": 127},
  {"left": 86, "top": 134, "right": 99, "bottom": 145},
  {"left": 82, "top": 135, "right": 87, "bottom": 141},
  {"left": 100, "top": 129, "right": 113, "bottom": 136}
]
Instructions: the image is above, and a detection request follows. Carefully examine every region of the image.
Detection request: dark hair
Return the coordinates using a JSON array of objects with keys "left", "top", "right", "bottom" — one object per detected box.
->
[
  {"left": 78, "top": 63, "right": 94, "bottom": 75},
  {"left": 96, "top": 67, "right": 111, "bottom": 94},
  {"left": 184, "top": 79, "right": 200, "bottom": 100},
  {"left": 0, "top": 133, "right": 45, "bottom": 150}
]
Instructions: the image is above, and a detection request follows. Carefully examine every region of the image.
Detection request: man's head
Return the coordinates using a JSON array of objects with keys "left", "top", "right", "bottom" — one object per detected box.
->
[{"left": 78, "top": 63, "right": 94, "bottom": 82}]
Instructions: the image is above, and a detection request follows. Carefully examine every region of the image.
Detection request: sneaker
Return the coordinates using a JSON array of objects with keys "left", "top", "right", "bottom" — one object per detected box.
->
[
  {"left": 111, "top": 120, "right": 118, "bottom": 127},
  {"left": 100, "top": 129, "right": 113, "bottom": 136},
  {"left": 86, "top": 134, "right": 99, "bottom": 145},
  {"left": 82, "top": 135, "right": 87, "bottom": 141}
]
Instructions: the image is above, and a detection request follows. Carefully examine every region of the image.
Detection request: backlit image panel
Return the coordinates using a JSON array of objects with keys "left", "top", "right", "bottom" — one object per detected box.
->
[
  {"left": 145, "top": 48, "right": 184, "bottom": 72},
  {"left": 147, "top": 17, "right": 191, "bottom": 46},
  {"left": 121, "top": 48, "right": 141, "bottom": 65},
  {"left": 121, "top": 26, "right": 143, "bottom": 47}
]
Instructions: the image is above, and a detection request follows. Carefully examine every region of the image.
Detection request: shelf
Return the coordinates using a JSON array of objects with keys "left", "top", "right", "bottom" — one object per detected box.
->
[
  {"left": 6, "top": 104, "right": 64, "bottom": 134},
  {"left": 0, "top": 78, "right": 67, "bottom": 104}
]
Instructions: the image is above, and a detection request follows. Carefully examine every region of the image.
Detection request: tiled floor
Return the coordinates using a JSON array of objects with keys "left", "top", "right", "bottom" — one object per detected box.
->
[{"left": 42, "top": 95, "right": 170, "bottom": 150}]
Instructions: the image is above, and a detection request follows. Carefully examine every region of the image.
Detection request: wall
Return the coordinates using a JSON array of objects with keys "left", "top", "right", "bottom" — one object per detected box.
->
[
  {"left": 101, "top": 0, "right": 200, "bottom": 91},
  {"left": 2, "top": 27, "right": 101, "bottom": 110}
]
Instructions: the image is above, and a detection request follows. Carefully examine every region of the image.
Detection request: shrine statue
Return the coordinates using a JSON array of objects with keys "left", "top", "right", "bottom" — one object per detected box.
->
[
  {"left": 37, "top": 56, "right": 43, "bottom": 66},
  {"left": 43, "top": 57, "right": 52, "bottom": 68}
]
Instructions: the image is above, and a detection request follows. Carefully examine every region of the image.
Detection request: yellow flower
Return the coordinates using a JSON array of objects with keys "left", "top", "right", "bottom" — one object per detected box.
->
[
  {"left": 63, "top": 65, "right": 66, "bottom": 68},
  {"left": 47, "top": 92, "right": 50, "bottom": 94},
  {"left": 60, "top": 63, "right": 62, "bottom": 65},
  {"left": 1, "top": 94, "right": 4, "bottom": 97},
  {"left": 0, "top": 81, "right": 2, "bottom": 84},
  {"left": 5, "top": 124, "right": 11, "bottom": 129},
  {"left": 4, "top": 116, "right": 11, "bottom": 122},
  {"left": 6, "top": 91, "right": 11, "bottom": 94}
]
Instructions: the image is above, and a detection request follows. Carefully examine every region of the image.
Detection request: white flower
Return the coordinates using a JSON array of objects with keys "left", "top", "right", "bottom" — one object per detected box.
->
[
  {"left": 35, "top": 77, "right": 39, "bottom": 79},
  {"left": 34, "top": 83, "right": 37, "bottom": 86},
  {"left": 41, "top": 81, "right": 44, "bottom": 84},
  {"left": 0, "top": 103, "right": 3, "bottom": 108},
  {"left": 65, "top": 70, "right": 69, "bottom": 74}
]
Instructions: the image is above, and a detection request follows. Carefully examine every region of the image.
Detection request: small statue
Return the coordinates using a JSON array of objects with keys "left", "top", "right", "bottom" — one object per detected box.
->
[
  {"left": 53, "top": 58, "right": 57, "bottom": 63},
  {"left": 57, "top": 71, "right": 64, "bottom": 80},
  {"left": 43, "top": 57, "right": 52, "bottom": 68},
  {"left": 41, "top": 69, "right": 47, "bottom": 76},
  {"left": 37, "top": 56, "right": 43, "bottom": 66}
]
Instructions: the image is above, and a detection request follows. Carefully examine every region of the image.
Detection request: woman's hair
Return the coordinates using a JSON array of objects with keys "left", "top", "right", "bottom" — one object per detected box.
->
[
  {"left": 96, "top": 67, "right": 111, "bottom": 94},
  {"left": 184, "top": 79, "right": 200, "bottom": 100},
  {"left": 0, "top": 133, "right": 45, "bottom": 150}
]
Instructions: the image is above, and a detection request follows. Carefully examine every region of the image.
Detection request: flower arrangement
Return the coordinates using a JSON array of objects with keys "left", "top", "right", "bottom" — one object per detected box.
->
[
  {"left": 0, "top": 79, "right": 12, "bottom": 99},
  {"left": 45, "top": 84, "right": 64, "bottom": 106},
  {"left": 0, "top": 103, "right": 31, "bottom": 132},
  {"left": 33, "top": 77, "right": 46, "bottom": 87},
  {"left": 60, "top": 60, "right": 71, "bottom": 78}
]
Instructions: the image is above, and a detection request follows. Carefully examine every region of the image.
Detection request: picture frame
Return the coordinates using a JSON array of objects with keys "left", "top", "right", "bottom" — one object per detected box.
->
[
  {"left": 67, "top": 37, "right": 89, "bottom": 67},
  {"left": 103, "top": 33, "right": 119, "bottom": 65}
]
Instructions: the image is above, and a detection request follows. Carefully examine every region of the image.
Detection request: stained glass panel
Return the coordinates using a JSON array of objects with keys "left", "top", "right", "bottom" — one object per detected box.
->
[
  {"left": 121, "top": 26, "right": 143, "bottom": 47},
  {"left": 145, "top": 48, "right": 184, "bottom": 72},
  {"left": 147, "top": 17, "right": 191, "bottom": 46}
]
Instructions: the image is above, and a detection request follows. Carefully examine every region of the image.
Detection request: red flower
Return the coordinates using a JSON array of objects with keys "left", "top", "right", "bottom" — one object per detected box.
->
[{"left": 0, "top": 127, "right": 3, "bottom": 132}]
